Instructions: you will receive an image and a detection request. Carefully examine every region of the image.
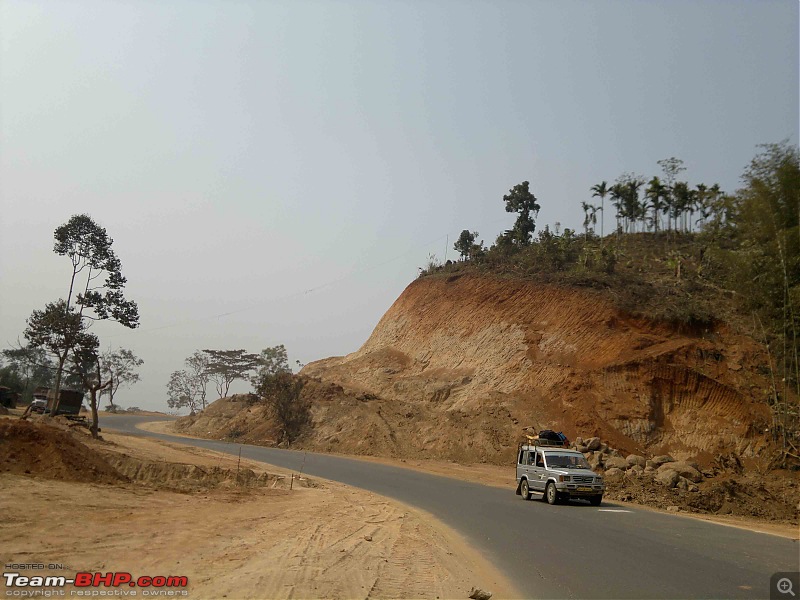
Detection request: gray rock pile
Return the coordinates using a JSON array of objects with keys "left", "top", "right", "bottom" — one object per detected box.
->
[{"left": 570, "top": 437, "right": 706, "bottom": 492}]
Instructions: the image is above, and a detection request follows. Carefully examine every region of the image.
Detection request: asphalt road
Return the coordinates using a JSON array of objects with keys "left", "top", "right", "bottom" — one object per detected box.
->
[{"left": 106, "top": 415, "right": 798, "bottom": 599}]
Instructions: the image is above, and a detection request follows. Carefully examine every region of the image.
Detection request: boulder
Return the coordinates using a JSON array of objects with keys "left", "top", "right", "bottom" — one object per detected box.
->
[
  {"left": 599, "top": 443, "right": 609, "bottom": 454},
  {"left": 626, "top": 454, "right": 647, "bottom": 468},
  {"left": 588, "top": 453, "right": 603, "bottom": 470},
  {"left": 575, "top": 437, "right": 584, "bottom": 446},
  {"left": 627, "top": 465, "right": 644, "bottom": 477},
  {"left": 656, "top": 469, "right": 680, "bottom": 489},
  {"left": 469, "top": 588, "right": 492, "bottom": 600},
  {"left": 659, "top": 461, "right": 703, "bottom": 483},
  {"left": 676, "top": 477, "right": 690, "bottom": 491},
  {"left": 651, "top": 455, "right": 675, "bottom": 468},
  {"left": 586, "top": 437, "right": 601, "bottom": 451},
  {"left": 644, "top": 466, "right": 656, "bottom": 475},
  {"left": 576, "top": 444, "right": 589, "bottom": 453},
  {"left": 604, "top": 456, "right": 628, "bottom": 471},
  {"left": 604, "top": 467, "right": 624, "bottom": 482}
]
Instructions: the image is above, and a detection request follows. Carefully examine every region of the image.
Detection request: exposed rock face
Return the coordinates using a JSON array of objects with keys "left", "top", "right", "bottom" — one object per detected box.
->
[{"left": 302, "top": 273, "right": 773, "bottom": 462}]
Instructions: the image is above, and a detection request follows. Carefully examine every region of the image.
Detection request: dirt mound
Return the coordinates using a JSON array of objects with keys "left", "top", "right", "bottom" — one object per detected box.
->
[
  {"left": 175, "top": 394, "right": 282, "bottom": 444},
  {"left": 0, "top": 419, "right": 125, "bottom": 484},
  {"left": 606, "top": 471, "right": 799, "bottom": 523},
  {"left": 102, "top": 453, "right": 291, "bottom": 492}
]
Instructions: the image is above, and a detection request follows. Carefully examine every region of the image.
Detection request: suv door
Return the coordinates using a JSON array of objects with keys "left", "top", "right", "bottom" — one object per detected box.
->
[{"left": 531, "top": 450, "right": 547, "bottom": 491}]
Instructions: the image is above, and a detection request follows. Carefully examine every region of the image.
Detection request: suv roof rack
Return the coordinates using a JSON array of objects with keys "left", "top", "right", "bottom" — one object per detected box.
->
[{"left": 519, "top": 438, "right": 570, "bottom": 449}]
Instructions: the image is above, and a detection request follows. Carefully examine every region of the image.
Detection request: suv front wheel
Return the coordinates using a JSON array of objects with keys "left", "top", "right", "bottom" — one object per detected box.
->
[{"left": 545, "top": 482, "right": 559, "bottom": 505}]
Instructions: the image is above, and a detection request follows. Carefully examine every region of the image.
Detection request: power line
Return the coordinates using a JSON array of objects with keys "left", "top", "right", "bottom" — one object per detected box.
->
[{"left": 106, "top": 216, "right": 512, "bottom": 339}]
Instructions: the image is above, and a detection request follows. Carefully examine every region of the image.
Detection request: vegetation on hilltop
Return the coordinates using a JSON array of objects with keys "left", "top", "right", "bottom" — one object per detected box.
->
[{"left": 426, "top": 142, "right": 799, "bottom": 462}]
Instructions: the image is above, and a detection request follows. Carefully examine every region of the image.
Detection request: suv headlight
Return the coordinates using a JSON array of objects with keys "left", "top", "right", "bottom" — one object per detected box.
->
[
  {"left": 595, "top": 477, "right": 603, "bottom": 484},
  {"left": 558, "top": 475, "right": 570, "bottom": 482}
]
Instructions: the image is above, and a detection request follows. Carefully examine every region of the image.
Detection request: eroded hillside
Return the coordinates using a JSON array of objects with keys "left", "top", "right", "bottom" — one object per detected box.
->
[{"left": 298, "top": 273, "right": 774, "bottom": 464}]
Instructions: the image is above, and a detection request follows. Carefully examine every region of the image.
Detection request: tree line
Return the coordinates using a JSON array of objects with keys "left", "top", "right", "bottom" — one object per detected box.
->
[
  {"left": 586, "top": 158, "right": 725, "bottom": 237},
  {"left": 168, "top": 344, "right": 310, "bottom": 445}
]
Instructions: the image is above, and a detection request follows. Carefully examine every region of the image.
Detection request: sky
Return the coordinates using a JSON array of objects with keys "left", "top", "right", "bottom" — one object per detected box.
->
[{"left": 1, "top": 0, "right": 797, "bottom": 412}]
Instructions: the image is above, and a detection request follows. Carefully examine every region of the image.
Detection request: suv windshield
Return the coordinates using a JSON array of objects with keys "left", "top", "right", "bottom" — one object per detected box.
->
[{"left": 545, "top": 454, "right": 591, "bottom": 469}]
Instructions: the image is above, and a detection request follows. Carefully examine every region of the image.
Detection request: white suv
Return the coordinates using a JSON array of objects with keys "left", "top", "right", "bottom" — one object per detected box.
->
[{"left": 516, "top": 444, "right": 605, "bottom": 505}]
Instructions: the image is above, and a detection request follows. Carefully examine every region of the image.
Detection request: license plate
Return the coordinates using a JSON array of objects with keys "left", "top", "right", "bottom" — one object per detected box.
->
[{"left": 577, "top": 486, "right": 592, "bottom": 492}]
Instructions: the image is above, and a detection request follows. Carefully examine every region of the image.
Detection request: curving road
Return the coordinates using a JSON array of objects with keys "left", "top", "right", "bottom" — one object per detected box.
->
[{"left": 106, "top": 415, "right": 798, "bottom": 599}]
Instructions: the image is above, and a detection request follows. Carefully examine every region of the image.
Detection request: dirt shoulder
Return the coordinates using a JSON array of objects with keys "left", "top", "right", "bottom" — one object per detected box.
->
[
  {"left": 1, "top": 422, "right": 517, "bottom": 599},
  {"left": 137, "top": 420, "right": 799, "bottom": 540}
]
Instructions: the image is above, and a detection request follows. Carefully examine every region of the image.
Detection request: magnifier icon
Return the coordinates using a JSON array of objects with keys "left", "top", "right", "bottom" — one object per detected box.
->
[{"left": 778, "top": 578, "right": 796, "bottom": 597}]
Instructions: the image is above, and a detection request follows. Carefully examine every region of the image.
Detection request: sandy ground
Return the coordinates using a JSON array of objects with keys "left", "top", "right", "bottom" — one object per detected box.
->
[
  {"left": 137, "top": 420, "right": 799, "bottom": 541},
  {"left": 1, "top": 426, "right": 517, "bottom": 600}
]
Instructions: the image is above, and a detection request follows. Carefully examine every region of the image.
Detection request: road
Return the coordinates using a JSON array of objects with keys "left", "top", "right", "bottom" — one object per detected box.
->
[{"left": 107, "top": 415, "right": 798, "bottom": 599}]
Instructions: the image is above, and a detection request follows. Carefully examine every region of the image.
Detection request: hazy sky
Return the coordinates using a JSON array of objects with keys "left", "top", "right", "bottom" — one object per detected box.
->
[{"left": 1, "top": 0, "right": 797, "bottom": 411}]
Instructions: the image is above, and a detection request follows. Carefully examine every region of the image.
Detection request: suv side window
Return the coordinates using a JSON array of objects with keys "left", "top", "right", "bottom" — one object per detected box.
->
[
  {"left": 535, "top": 452, "right": 544, "bottom": 467},
  {"left": 518, "top": 450, "right": 525, "bottom": 464}
]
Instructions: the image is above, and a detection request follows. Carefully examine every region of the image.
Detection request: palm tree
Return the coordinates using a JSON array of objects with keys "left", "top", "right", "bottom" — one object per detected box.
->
[
  {"left": 580, "top": 202, "right": 599, "bottom": 240},
  {"left": 692, "top": 183, "right": 707, "bottom": 232},
  {"left": 590, "top": 181, "right": 609, "bottom": 239},
  {"left": 672, "top": 181, "right": 692, "bottom": 232},
  {"left": 580, "top": 201, "right": 591, "bottom": 240},
  {"left": 625, "top": 179, "right": 645, "bottom": 232},
  {"left": 609, "top": 183, "right": 625, "bottom": 236},
  {"left": 645, "top": 176, "right": 665, "bottom": 233}
]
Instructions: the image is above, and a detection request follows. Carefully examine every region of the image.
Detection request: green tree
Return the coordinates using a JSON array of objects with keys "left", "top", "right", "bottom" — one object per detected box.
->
[
  {"left": 166, "top": 369, "right": 201, "bottom": 415},
  {"left": 43, "top": 215, "right": 139, "bottom": 414},
  {"left": 202, "top": 349, "right": 261, "bottom": 398},
  {"left": 255, "top": 372, "right": 309, "bottom": 446},
  {"left": 502, "top": 181, "right": 540, "bottom": 246},
  {"left": 735, "top": 143, "right": 799, "bottom": 380},
  {"left": 71, "top": 344, "right": 112, "bottom": 438},
  {"left": 705, "top": 142, "right": 799, "bottom": 459},
  {"left": 579, "top": 202, "right": 598, "bottom": 239},
  {"left": 590, "top": 181, "right": 610, "bottom": 238},
  {"left": 609, "top": 183, "right": 624, "bottom": 234},
  {"left": 645, "top": 176, "right": 666, "bottom": 233},
  {"left": 254, "top": 345, "right": 291, "bottom": 377},
  {"left": 23, "top": 300, "right": 99, "bottom": 415},
  {"left": 454, "top": 230, "right": 479, "bottom": 259},
  {"left": 1, "top": 346, "right": 54, "bottom": 404},
  {"left": 184, "top": 351, "right": 210, "bottom": 410},
  {"left": 99, "top": 348, "right": 143, "bottom": 409},
  {"left": 657, "top": 157, "right": 687, "bottom": 231}
]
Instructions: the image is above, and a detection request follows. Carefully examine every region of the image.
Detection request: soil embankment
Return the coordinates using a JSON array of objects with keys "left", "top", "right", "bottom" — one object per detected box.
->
[{"left": 0, "top": 417, "right": 514, "bottom": 599}]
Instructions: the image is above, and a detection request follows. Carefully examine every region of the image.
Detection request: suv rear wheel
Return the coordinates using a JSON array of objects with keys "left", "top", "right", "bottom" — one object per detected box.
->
[
  {"left": 589, "top": 495, "right": 603, "bottom": 506},
  {"left": 520, "top": 479, "right": 532, "bottom": 501}
]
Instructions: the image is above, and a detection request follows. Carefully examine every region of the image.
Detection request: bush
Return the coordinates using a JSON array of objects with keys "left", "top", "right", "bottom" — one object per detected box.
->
[{"left": 254, "top": 373, "right": 310, "bottom": 446}]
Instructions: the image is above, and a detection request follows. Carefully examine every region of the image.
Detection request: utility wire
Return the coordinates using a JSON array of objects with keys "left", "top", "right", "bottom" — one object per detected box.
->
[{"left": 106, "top": 216, "right": 512, "bottom": 339}]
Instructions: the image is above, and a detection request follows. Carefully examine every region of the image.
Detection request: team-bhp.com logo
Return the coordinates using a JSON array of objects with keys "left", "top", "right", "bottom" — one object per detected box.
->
[{"left": 3, "top": 571, "right": 189, "bottom": 597}]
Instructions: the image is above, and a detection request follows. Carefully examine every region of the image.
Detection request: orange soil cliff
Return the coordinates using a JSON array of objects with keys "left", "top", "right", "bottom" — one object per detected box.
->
[{"left": 302, "top": 273, "right": 773, "bottom": 463}]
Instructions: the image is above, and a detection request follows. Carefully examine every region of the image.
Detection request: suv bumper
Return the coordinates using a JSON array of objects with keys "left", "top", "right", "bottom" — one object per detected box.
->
[{"left": 557, "top": 482, "right": 605, "bottom": 496}]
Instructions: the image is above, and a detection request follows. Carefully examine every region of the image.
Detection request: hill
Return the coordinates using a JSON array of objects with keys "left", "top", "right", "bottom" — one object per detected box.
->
[
  {"left": 178, "top": 235, "right": 783, "bottom": 466},
  {"left": 300, "top": 268, "right": 773, "bottom": 464}
]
